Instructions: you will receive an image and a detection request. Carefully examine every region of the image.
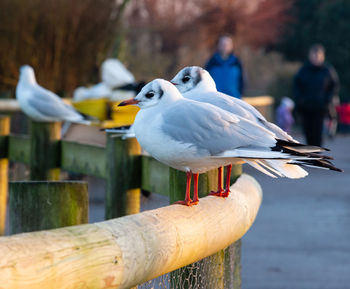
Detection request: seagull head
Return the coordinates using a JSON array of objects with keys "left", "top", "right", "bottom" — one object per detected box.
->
[
  {"left": 19, "top": 65, "right": 36, "bottom": 84},
  {"left": 171, "top": 66, "right": 216, "bottom": 94},
  {"left": 118, "top": 79, "right": 182, "bottom": 109}
]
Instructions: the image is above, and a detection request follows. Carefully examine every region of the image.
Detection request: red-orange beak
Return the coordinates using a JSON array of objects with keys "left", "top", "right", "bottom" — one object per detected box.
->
[{"left": 118, "top": 98, "right": 140, "bottom": 107}]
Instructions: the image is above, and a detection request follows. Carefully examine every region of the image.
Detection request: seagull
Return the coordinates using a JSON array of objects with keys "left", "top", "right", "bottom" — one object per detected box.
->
[
  {"left": 119, "top": 79, "right": 341, "bottom": 206},
  {"left": 16, "top": 65, "right": 91, "bottom": 124},
  {"left": 170, "top": 66, "right": 318, "bottom": 196},
  {"left": 171, "top": 66, "right": 296, "bottom": 141}
]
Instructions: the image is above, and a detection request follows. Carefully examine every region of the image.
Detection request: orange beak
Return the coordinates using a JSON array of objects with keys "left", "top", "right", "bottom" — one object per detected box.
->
[{"left": 118, "top": 98, "right": 140, "bottom": 107}]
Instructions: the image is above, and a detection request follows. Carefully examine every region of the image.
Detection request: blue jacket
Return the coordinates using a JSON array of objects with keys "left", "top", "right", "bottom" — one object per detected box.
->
[{"left": 205, "top": 52, "right": 244, "bottom": 98}]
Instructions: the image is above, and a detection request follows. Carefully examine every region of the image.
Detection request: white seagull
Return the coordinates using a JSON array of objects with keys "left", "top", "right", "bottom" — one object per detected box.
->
[
  {"left": 119, "top": 79, "right": 341, "bottom": 206},
  {"left": 170, "top": 66, "right": 324, "bottom": 196},
  {"left": 171, "top": 66, "right": 296, "bottom": 141},
  {"left": 16, "top": 65, "right": 91, "bottom": 124}
]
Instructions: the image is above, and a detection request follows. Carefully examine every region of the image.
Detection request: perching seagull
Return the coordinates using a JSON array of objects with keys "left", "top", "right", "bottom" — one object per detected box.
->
[
  {"left": 119, "top": 79, "right": 341, "bottom": 206},
  {"left": 170, "top": 66, "right": 327, "bottom": 196},
  {"left": 171, "top": 66, "right": 296, "bottom": 141},
  {"left": 16, "top": 65, "right": 91, "bottom": 124}
]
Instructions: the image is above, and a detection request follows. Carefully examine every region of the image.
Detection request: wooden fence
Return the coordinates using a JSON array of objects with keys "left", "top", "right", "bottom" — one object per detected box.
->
[{"left": 0, "top": 96, "right": 272, "bottom": 288}]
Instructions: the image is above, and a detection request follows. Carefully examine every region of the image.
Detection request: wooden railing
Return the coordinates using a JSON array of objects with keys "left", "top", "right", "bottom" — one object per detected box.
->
[{"left": 0, "top": 96, "right": 272, "bottom": 288}]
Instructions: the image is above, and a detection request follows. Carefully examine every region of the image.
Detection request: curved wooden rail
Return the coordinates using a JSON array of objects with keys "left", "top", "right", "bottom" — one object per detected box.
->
[{"left": 0, "top": 174, "right": 262, "bottom": 289}]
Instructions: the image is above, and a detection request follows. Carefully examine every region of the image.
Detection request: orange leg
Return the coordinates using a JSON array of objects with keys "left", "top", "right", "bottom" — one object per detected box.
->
[
  {"left": 209, "top": 166, "right": 224, "bottom": 196},
  {"left": 174, "top": 171, "right": 193, "bottom": 206},
  {"left": 191, "top": 173, "right": 199, "bottom": 205},
  {"left": 221, "top": 164, "right": 232, "bottom": 198}
]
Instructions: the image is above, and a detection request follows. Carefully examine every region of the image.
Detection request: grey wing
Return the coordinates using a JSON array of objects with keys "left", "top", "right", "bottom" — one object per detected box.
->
[
  {"left": 161, "top": 100, "right": 277, "bottom": 156},
  {"left": 29, "top": 85, "right": 82, "bottom": 119},
  {"left": 187, "top": 91, "right": 295, "bottom": 142},
  {"left": 186, "top": 91, "right": 256, "bottom": 121}
]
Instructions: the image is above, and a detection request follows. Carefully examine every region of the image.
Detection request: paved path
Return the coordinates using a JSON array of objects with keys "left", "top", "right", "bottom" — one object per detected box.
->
[{"left": 241, "top": 134, "right": 350, "bottom": 289}]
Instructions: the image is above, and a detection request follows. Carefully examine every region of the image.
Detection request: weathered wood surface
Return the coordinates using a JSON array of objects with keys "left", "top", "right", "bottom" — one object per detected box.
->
[
  {"left": 9, "top": 181, "right": 88, "bottom": 234},
  {"left": 29, "top": 121, "right": 61, "bottom": 180},
  {"left": 142, "top": 155, "right": 169, "bottom": 196},
  {"left": 61, "top": 140, "right": 106, "bottom": 178},
  {"left": 105, "top": 134, "right": 141, "bottom": 219},
  {"left": 0, "top": 116, "right": 9, "bottom": 235},
  {"left": 8, "top": 134, "right": 30, "bottom": 163},
  {"left": 0, "top": 174, "right": 262, "bottom": 289}
]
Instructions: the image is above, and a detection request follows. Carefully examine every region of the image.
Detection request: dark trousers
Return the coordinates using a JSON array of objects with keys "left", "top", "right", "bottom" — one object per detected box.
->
[{"left": 299, "top": 110, "right": 325, "bottom": 146}]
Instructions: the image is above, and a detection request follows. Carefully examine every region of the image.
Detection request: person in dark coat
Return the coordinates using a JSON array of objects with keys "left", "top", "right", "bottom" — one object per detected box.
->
[
  {"left": 205, "top": 35, "right": 244, "bottom": 98},
  {"left": 293, "top": 44, "right": 339, "bottom": 146}
]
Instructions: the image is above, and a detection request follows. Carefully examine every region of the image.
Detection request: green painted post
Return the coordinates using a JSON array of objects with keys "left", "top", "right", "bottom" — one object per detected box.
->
[
  {"left": 9, "top": 181, "right": 88, "bottom": 234},
  {"left": 169, "top": 165, "right": 242, "bottom": 289},
  {"left": 0, "top": 116, "right": 10, "bottom": 235},
  {"left": 105, "top": 134, "right": 141, "bottom": 219},
  {"left": 29, "top": 121, "right": 61, "bottom": 180}
]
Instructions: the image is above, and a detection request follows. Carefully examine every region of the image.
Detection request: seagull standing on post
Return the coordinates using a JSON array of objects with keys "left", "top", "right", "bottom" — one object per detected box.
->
[
  {"left": 119, "top": 79, "right": 341, "bottom": 206},
  {"left": 16, "top": 65, "right": 91, "bottom": 124},
  {"left": 171, "top": 66, "right": 308, "bottom": 197}
]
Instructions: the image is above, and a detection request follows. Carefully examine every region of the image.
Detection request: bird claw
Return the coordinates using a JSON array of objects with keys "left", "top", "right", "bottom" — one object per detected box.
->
[
  {"left": 191, "top": 199, "right": 199, "bottom": 205},
  {"left": 209, "top": 189, "right": 230, "bottom": 198},
  {"left": 173, "top": 199, "right": 193, "bottom": 206}
]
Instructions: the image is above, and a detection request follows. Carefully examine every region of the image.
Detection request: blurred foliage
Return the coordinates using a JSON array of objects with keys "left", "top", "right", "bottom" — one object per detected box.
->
[
  {"left": 124, "top": 0, "right": 293, "bottom": 80},
  {"left": 277, "top": 0, "right": 350, "bottom": 101},
  {"left": 0, "top": 0, "right": 294, "bottom": 97},
  {"left": 0, "top": 0, "right": 130, "bottom": 96},
  {"left": 239, "top": 48, "right": 300, "bottom": 103}
]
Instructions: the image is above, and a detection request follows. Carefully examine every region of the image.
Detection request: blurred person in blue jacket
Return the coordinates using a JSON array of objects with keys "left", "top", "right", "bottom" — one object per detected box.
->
[{"left": 205, "top": 35, "right": 244, "bottom": 98}]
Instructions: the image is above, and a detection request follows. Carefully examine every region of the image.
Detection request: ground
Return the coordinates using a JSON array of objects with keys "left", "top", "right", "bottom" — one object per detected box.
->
[
  {"left": 241, "top": 134, "right": 350, "bottom": 289},
  {"left": 88, "top": 134, "right": 350, "bottom": 289}
]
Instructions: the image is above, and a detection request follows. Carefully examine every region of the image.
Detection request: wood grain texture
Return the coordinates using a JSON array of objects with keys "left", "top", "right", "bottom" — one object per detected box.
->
[
  {"left": 0, "top": 116, "right": 9, "bottom": 235},
  {"left": 0, "top": 174, "right": 262, "bottom": 289}
]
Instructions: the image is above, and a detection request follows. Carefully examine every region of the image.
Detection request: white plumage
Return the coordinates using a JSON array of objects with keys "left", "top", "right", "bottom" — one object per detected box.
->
[
  {"left": 124, "top": 79, "right": 324, "bottom": 178},
  {"left": 16, "top": 65, "right": 90, "bottom": 124}
]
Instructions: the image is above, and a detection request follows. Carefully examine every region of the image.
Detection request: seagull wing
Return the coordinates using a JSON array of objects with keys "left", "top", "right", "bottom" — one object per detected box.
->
[
  {"left": 28, "top": 85, "right": 83, "bottom": 121},
  {"left": 186, "top": 91, "right": 295, "bottom": 142},
  {"left": 161, "top": 100, "right": 277, "bottom": 156}
]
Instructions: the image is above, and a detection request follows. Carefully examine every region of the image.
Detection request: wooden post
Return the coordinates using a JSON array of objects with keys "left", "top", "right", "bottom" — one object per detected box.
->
[
  {"left": 29, "top": 121, "right": 61, "bottom": 181},
  {"left": 9, "top": 181, "right": 88, "bottom": 234},
  {"left": 105, "top": 134, "right": 141, "bottom": 219},
  {"left": 169, "top": 165, "right": 242, "bottom": 289},
  {"left": 0, "top": 116, "right": 9, "bottom": 235}
]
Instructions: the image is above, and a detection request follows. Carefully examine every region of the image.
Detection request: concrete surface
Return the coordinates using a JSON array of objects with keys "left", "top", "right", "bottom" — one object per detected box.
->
[
  {"left": 88, "top": 134, "right": 350, "bottom": 289},
  {"left": 241, "top": 134, "right": 350, "bottom": 289}
]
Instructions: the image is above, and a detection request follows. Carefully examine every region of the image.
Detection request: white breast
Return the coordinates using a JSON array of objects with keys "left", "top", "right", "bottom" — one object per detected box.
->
[{"left": 133, "top": 108, "right": 239, "bottom": 173}]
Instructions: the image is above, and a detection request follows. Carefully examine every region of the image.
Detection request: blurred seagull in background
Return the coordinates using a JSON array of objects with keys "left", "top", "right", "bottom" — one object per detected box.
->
[
  {"left": 16, "top": 65, "right": 91, "bottom": 124},
  {"left": 118, "top": 79, "right": 341, "bottom": 206}
]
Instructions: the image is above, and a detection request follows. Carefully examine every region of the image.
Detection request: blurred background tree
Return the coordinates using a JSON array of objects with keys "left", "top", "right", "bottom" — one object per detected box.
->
[
  {"left": 277, "top": 0, "right": 350, "bottom": 101},
  {"left": 2, "top": 0, "right": 349, "bottom": 103},
  {"left": 0, "top": 0, "right": 130, "bottom": 96},
  {"left": 124, "top": 0, "right": 293, "bottom": 82}
]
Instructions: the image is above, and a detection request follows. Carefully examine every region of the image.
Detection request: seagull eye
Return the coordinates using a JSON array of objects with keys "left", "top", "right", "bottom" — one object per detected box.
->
[
  {"left": 182, "top": 76, "right": 190, "bottom": 83},
  {"left": 145, "top": 92, "right": 155, "bottom": 99}
]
